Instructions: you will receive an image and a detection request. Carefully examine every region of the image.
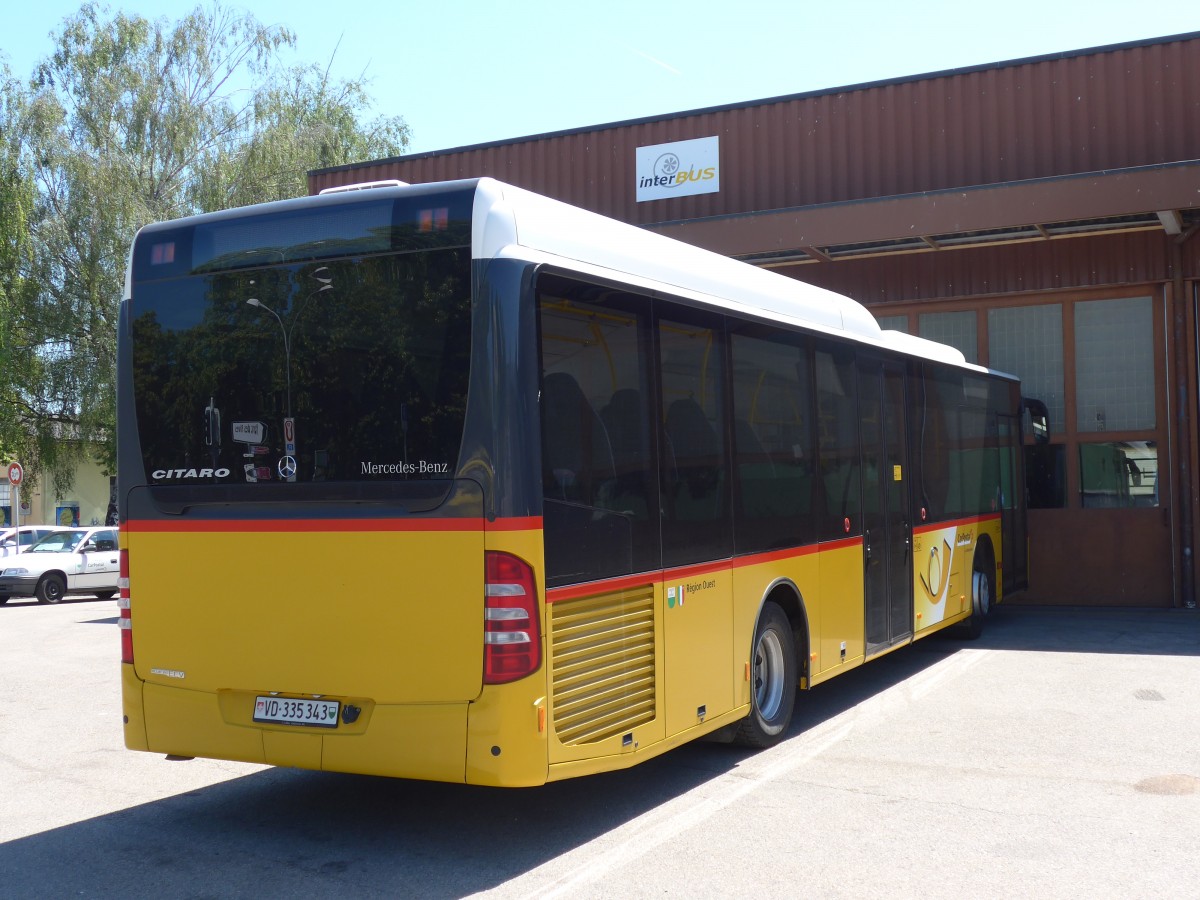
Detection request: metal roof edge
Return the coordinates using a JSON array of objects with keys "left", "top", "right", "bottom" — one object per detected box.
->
[{"left": 309, "top": 31, "right": 1200, "bottom": 178}]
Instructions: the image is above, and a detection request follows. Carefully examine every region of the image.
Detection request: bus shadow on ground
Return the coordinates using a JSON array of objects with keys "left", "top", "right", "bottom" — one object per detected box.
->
[{"left": 1, "top": 606, "right": 1195, "bottom": 896}]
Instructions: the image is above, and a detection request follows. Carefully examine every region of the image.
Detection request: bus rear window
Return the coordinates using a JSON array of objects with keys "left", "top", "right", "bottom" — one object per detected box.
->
[{"left": 129, "top": 248, "right": 472, "bottom": 486}]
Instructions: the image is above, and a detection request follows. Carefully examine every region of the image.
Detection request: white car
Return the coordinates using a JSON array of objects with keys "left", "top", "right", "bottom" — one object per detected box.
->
[
  {"left": 0, "top": 527, "right": 120, "bottom": 604},
  {"left": 0, "top": 525, "right": 62, "bottom": 558}
]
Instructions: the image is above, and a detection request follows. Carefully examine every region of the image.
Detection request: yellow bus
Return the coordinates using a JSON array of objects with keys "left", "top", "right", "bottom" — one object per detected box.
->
[{"left": 117, "top": 178, "right": 1029, "bottom": 785}]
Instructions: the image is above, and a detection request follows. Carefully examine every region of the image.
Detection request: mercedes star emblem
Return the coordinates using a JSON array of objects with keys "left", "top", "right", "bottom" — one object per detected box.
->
[{"left": 277, "top": 455, "right": 298, "bottom": 480}]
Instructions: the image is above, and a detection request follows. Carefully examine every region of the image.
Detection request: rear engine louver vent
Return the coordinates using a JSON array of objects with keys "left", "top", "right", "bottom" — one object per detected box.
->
[{"left": 550, "top": 584, "right": 656, "bottom": 745}]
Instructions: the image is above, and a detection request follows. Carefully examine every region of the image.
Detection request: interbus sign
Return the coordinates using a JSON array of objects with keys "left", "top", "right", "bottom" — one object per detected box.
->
[{"left": 635, "top": 136, "right": 720, "bottom": 202}]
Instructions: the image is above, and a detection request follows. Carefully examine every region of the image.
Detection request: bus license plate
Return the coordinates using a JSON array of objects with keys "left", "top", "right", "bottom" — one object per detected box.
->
[{"left": 253, "top": 696, "right": 340, "bottom": 728}]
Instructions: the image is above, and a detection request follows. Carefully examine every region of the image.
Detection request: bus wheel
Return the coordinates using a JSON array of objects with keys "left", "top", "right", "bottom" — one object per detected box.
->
[
  {"left": 735, "top": 602, "right": 796, "bottom": 748},
  {"left": 962, "top": 554, "right": 993, "bottom": 640},
  {"left": 0, "top": 594, "right": 9, "bottom": 605},
  {"left": 37, "top": 574, "right": 66, "bottom": 605}
]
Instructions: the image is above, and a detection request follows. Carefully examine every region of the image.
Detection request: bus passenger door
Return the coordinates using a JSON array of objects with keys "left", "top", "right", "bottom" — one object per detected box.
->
[{"left": 859, "top": 358, "right": 913, "bottom": 654}]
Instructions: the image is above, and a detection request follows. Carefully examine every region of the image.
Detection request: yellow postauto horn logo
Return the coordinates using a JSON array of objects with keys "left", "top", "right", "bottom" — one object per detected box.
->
[{"left": 918, "top": 536, "right": 955, "bottom": 602}]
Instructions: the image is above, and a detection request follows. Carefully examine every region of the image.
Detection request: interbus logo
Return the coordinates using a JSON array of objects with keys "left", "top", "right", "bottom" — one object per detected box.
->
[{"left": 635, "top": 136, "right": 720, "bottom": 202}]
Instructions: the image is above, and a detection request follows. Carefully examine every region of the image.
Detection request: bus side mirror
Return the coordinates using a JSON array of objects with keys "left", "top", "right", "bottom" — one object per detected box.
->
[{"left": 1023, "top": 397, "right": 1050, "bottom": 445}]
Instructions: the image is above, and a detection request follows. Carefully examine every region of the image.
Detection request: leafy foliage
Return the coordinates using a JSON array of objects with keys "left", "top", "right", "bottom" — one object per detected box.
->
[{"left": 0, "top": 2, "right": 410, "bottom": 492}]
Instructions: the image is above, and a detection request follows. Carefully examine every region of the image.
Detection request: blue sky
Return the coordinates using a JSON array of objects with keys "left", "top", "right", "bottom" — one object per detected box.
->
[{"left": 3, "top": 1, "right": 1199, "bottom": 156}]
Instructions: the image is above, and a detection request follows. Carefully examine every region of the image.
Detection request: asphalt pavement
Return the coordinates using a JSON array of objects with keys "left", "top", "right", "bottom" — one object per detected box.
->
[{"left": 0, "top": 598, "right": 1197, "bottom": 898}]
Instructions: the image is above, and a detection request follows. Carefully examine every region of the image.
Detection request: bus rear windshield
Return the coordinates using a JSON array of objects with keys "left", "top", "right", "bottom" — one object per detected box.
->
[{"left": 129, "top": 248, "right": 472, "bottom": 488}]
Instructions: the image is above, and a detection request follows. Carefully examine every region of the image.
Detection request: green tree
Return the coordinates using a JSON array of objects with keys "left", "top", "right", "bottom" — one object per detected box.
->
[
  {"left": 0, "top": 59, "right": 61, "bottom": 488},
  {"left": 197, "top": 51, "right": 412, "bottom": 209},
  {"left": 1, "top": 2, "right": 410, "bottom": 489}
]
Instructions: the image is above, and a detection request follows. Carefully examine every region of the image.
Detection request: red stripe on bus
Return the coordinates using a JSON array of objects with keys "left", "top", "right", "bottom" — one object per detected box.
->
[
  {"left": 817, "top": 536, "right": 864, "bottom": 553},
  {"left": 547, "top": 573, "right": 658, "bottom": 603},
  {"left": 122, "top": 517, "right": 490, "bottom": 533},
  {"left": 913, "top": 512, "right": 1001, "bottom": 536},
  {"left": 737, "top": 546, "right": 813, "bottom": 568},
  {"left": 546, "top": 538, "right": 865, "bottom": 603},
  {"left": 486, "top": 516, "right": 543, "bottom": 531}
]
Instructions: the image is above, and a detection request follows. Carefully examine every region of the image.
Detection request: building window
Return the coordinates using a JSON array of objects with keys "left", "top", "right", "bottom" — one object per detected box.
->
[
  {"left": 1074, "top": 296, "right": 1154, "bottom": 433},
  {"left": 920, "top": 310, "right": 978, "bottom": 363},
  {"left": 1080, "top": 441, "right": 1159, "bottom": 508},
  {"left": 988, "top": 304, "right": 1066, "bottom": 433},
  {"left": 875, "top": 290, "right": 1162, "bottom": 519}
]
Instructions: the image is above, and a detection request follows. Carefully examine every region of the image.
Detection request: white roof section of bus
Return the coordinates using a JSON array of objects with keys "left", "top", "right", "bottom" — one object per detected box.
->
[
  {"left": 471, "top": 178, "right": 971, "bottom": 368},
  {"left": 876, "top": 329, "right": 978, "bottom": 369}
]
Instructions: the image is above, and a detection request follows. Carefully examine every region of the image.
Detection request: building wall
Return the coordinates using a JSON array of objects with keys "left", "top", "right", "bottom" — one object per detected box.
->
[
  {"left": 0, "top": 455, "right": 113, "bottom": 529},
  {"left": 788, "top": 230, "right": 1196, "bottom": 304},
  {"left": 310, "top": 34, "right": 1200, "bottom": 227}
]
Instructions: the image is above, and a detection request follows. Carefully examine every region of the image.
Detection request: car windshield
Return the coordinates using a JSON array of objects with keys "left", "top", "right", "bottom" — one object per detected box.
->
[{"left": 27, "top": 530, "right": 87, "bottom": 553}]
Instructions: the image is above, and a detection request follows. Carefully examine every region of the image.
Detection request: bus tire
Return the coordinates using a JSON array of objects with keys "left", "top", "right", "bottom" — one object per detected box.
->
[
  {"left": 37, "top": 574, "right": 66, "bottom": 605},
  {"left": 735, "top": 602, "right": 796, "bottom": 748},
  {"left": 961, "top": 551, "right": 994, "bottom": 640},
  {"left": 0, "top": 594, "right": 9, "bottom": 605}
]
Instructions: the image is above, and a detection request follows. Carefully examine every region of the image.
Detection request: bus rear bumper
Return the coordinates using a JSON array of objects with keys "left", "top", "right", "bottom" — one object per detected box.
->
[{"left": 136, "top": 679, "right": 472, "bottom": 781}]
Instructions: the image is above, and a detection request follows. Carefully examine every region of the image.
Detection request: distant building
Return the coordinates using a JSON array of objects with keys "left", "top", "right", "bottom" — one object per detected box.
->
[{"left": 1, "top": 454, "right": 114, "bottom": 530}]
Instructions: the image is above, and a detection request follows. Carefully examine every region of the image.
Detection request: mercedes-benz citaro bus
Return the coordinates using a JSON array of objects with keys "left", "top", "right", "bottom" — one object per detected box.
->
[{"left": 117, "top": 177, "right": 1029, "bottom": 786}]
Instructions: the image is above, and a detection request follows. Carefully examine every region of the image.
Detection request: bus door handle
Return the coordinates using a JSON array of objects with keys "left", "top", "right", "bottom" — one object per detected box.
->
[{"left": 864, "top": 529, "right": 872, "bottom": 561}]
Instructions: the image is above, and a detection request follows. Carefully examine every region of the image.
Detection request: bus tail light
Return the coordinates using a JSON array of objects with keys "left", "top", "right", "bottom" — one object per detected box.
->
[
  {"left": 118, "top": 549, "right": 133, "bottom": 664},
  {"left": 483, "top": 552, "right": 541, "bottom": 684}
]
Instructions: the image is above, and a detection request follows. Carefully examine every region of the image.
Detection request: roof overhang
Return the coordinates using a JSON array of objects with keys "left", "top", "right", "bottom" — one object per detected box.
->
[{"left": 646, "top": 161, "right": 1200, "bottom": 266}]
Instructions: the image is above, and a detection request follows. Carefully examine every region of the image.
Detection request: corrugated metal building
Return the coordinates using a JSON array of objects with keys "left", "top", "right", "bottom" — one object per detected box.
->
[{"left": 311, "top": 33, "right": 1200, "bottom": 607}]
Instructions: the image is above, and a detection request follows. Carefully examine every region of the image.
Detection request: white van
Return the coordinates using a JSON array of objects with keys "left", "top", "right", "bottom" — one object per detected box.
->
[{"left": 0, "top": 527, "right": 120, "bottom": 604}]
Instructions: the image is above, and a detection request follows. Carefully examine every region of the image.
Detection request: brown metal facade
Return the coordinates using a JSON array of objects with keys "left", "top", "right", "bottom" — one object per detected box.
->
[
  {"left": 310, "top": 33, "right": 1200, "bottom": 228},
  {"left": 795, "top": 230, "right": 1187, "bottom": 305}
]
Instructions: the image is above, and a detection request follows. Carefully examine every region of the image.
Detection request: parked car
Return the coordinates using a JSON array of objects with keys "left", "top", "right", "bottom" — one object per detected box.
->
[
  {"left": 0, "top": 525, "right": 62, "bottom": 558},
  {"left": 0, "top": 526, "right": 120, "bottom": 604}
]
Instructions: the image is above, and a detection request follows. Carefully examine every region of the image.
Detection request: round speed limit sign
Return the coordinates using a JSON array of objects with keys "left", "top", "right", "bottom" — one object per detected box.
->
[{"left": 6, "top": 462, "right": 23, "bottom": 486}]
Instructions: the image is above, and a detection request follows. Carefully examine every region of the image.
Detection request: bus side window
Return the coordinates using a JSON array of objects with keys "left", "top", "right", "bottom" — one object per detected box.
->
[
  {"left": 658, "top": 310, "right": 732, "bottom": 566},
  {"left": 537, "top": 285, "right": 660, "bottom": 585},
  {"left": 600, "top": 388, "right": 652, "bottom": 519},
  {"left": 729, "top": 329, "right": 816, "bottom": 552},
  {"left": 541, "top": 371, "right": 615, "bottom": 504}
]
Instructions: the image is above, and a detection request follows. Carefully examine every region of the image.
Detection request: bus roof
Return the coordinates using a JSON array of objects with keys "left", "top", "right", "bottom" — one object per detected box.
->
[{"left": 469, "top": 179, "right": 998, "bottom": 375}]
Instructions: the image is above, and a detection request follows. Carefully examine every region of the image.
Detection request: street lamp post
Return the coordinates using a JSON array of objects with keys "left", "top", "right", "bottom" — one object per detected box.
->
[
  {"left": 246, "top": 269, "right": 334, "bottom": 421},
  {"left": 245, "top": 297, "right": 292, "bottom": 418}
]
